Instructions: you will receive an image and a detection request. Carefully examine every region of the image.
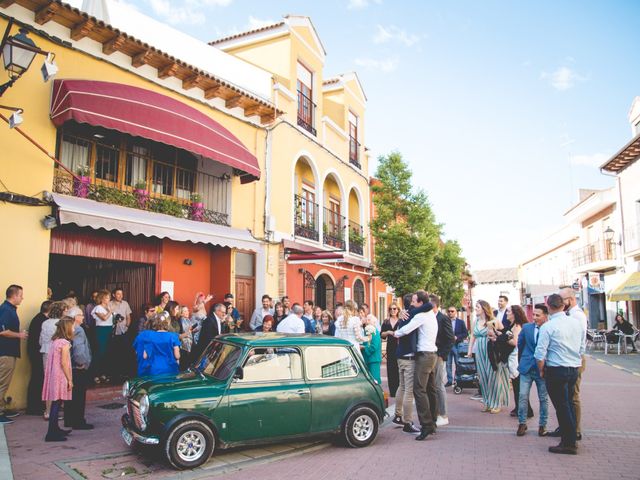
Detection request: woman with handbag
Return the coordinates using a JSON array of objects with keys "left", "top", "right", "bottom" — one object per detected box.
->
[
  {"left": 467, "top": 300, "right": 510, "bottom": 414},
  {"left": 505, "top": 305, "right": 533, "bottom": 418}
]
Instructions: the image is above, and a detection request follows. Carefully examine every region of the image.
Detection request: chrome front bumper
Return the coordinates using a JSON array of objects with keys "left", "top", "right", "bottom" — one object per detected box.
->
[{"left": 121, "top": 414, "right": 160, "bottom": 445}]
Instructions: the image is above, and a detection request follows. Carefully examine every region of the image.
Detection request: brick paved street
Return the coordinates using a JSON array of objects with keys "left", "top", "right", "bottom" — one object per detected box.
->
[{"left": 3, "top": 356, "right": 639, "bottom": 480}]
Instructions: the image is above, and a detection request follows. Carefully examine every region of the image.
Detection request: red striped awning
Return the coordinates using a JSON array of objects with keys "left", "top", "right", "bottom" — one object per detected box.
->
[{"left": 50, "top": 79, "right": 260, "bottom": 182}]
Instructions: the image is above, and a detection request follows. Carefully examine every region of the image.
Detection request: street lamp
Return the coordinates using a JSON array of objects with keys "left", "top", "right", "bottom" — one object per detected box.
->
[{"left": 0, "top": 19, "right": 58, "bottom": 97}]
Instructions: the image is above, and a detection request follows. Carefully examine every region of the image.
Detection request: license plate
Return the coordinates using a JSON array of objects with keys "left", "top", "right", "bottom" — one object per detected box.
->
[{"left": 121, "top": 427, "right": 134, "bottom": 446}]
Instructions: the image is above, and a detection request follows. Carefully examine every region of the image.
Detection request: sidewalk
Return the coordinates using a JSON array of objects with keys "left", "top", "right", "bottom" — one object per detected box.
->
[{"left": 3, "top": 356, "right": 640, "bottom": 479}]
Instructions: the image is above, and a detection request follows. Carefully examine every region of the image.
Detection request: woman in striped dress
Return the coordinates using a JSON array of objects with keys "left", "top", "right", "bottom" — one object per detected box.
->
[{"left": 467, "top": 300, "right": 510, "bottom": 413}]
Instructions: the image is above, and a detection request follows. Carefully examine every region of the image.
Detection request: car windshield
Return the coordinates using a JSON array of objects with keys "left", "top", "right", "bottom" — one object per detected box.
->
[{"left": 194, "top": 341, "right": 241, "bottom": 380}]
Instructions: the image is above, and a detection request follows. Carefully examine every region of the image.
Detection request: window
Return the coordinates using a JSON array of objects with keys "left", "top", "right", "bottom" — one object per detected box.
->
[
  {"left": 305, "top": 346, "right": 358, "bottom": 380},
  {"left": 200, "top": 342, "right": 242, "bottom": 380},
  {"left": 378, "top": 296, "right": 386, "bottom": 320},
  {"left": 301, "top": 187, "right": 317, "bottom": 227},
  {"left": 329, "top": 199, "right": 341, "bottom": 234},
  {"left": 297, "top": 62, "right": 315, "bottom": 135},
  {"left": 353, "top": 279, "right": 365, "bottom": 308},
  {"left": 348, "top": 111, "right": 360, "bottom": 168},
  {"left": 235, "top": 252, "right": 255, "bottom": 277},
  {"left": 239, "top": 348, "right": 302, "bottom": 382}
]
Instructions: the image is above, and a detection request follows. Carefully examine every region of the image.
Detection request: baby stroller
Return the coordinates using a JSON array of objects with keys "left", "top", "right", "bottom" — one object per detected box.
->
[{"left": 452, "top": 343, "right": 478, "bottom": 395}]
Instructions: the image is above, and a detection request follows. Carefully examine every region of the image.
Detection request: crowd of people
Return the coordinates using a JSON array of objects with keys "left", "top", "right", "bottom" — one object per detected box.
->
[
  {"left": 377, "top": 289, "right": 588, "bottom": 454},
  {"left": 0, "top": 282, "right": 594, "bottom": 453}
]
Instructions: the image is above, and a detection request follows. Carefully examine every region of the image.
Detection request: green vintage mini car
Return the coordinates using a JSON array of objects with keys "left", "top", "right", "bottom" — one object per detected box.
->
[{"left": 121, "top": 333, "right": 386, "bottom": 469}]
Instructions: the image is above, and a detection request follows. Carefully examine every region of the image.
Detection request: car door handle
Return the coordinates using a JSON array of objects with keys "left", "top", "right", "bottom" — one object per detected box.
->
[{"left": 295, "top": 389, "right": 310, "bottom": 396}]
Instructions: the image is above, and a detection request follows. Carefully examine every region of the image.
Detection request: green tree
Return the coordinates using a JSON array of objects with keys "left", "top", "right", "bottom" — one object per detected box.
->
[
  {"left": 427, "top": 240, "right": 466, "bottom": 308},
  {"left": 370, "top": 151, "right": 441, "bottom": 295}
]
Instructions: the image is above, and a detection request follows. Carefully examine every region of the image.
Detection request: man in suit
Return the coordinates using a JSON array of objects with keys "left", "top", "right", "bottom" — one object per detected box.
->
[
  {"left": 516, "top": 303, "right": 549, "bottom": 437},
  {"left": 494, "top": 295, "right": 510, "bottom": 329},
  {"left": 430, "top": 294, "right": 455, "bottom": 427},
  {"left": 445, "top": 307, "right": 468, "bottom": 386},
  {"left": 195, "top": 303, "right": 224, "bottom": 358}
]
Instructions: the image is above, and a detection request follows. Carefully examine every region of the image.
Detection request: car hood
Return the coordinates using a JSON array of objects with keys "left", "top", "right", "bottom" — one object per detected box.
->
[{"left": 129, "top": 370, "right": 227, "bottom": 400}]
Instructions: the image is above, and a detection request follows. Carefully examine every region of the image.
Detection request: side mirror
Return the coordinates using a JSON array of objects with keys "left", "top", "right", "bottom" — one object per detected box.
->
[{"left": 233, "top": 366, "right": 243, "bottom": 381}]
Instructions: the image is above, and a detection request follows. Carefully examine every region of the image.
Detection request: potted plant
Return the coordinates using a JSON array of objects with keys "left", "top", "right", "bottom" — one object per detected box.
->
[
  {"left": 133, "top": 180, "right": 149, "bottom": 209},
  {"left": 73, "top": 164, "right": 91, "bottom": 198},
  {"left": 190, "top": 192, "right": 204, "bottom": 221}
]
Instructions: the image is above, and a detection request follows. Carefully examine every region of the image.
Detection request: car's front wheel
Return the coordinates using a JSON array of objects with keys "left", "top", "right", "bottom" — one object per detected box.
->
[
  {"left": 164, "top": 419, "right": 215, "bottom": 470},
  {"left": 342, "top": 406, "right": 379, "bottom": 448}
]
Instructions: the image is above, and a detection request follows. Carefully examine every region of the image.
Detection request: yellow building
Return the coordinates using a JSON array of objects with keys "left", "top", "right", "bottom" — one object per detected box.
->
[
  {"left": 0, "top": 0, "right": 279, "bottom": 408},
  {"left": 0, "top": 2, "right": 387, "bottom": 410},
  {"left": 212, "top": 16, "right": 385, "bottom": 313}
]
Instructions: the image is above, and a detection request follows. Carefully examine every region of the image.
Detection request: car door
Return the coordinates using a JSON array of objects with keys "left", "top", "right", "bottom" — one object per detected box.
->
[
  {"left": 225, "top": 347, "right": 310, "bottom": 443},
  {"left": 304, "top": 346, "right": 368, "bottom": 433}
]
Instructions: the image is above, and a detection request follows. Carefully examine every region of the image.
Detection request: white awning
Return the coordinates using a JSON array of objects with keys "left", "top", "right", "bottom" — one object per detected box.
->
[{"left": 50, "top": 193, "right": 260, "bottom": 252}]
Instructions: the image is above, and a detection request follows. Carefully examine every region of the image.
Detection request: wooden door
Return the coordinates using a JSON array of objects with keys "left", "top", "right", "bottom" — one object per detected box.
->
[{"left": 235, "top": 277, "right": 255, "bottom": 329}]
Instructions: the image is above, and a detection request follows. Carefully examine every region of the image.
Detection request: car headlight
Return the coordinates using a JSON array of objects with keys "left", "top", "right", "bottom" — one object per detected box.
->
[
  {"left": 139, "top": 394, "right": 150, "bottom": 417},
  {"left": 122, "top": 381, "right": 129, "bottom": 398}
]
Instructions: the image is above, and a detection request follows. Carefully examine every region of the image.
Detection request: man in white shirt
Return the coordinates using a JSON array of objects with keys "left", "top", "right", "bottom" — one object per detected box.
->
[
  {"left": 249, "top": 295, "right": 274, "bottom": 331},
  {"left": 276, "top": 304, "right": 305, "bottom": 334},
  {"left": 109, "top": 288, "right": 132, "bottom": 335},
  {"left": 551, "top": 286, "right": 587, "bottom": 441},
  {"left": 394, "top": 291, "right": 438, "bottom": 441}
]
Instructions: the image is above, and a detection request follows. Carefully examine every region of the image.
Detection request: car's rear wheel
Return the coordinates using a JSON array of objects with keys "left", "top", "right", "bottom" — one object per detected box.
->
[
  {"left": 342, "top": 406, "right": 379, "bottom": 448},
  {"left": 164, "top": 419, "right": 215, "bottom": 470}
]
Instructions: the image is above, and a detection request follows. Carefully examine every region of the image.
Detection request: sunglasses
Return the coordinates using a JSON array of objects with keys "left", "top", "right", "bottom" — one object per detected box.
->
[
  {"left": 390, "top": 307, "right": 398, "bottom": 311},
  {"left": 448, "top": 310, "right": 456, "bottom": 313}
]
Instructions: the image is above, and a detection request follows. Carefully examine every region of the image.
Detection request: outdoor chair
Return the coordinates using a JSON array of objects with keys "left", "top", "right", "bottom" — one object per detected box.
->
[
  {"left": 586, "top": 329, "right": 605, "bottom": 351},
  {"left": 604, "top": 331, "right": 625, "bottom": 355},
  {"left": 620, "top": 328, "right": 639, "bottom": 354}
]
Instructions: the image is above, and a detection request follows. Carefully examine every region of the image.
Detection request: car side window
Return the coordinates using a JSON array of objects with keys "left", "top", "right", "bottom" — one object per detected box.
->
[
  {"left": 304, "top": 346, "right": 359, "bottom": 380},
  {"left": 238, "top": 348, "right": 303, "bottom": 382}
]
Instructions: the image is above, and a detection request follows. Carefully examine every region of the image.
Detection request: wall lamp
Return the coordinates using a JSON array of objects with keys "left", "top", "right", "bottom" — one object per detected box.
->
[
  {"left": 1, "top": 19, "right": 58, "bottom": 97},
  {"left": 41, "top": 215, "right": 57, "bottom": 230},
  {"left": 603, "top": 227, "right": 622, "bottom": 246}
]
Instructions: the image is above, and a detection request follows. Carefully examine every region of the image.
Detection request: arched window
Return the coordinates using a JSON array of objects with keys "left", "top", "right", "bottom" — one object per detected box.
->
[
  {"left": 353, "top": 279, "right": 365, "bottom": 309},
  {"left": 315, "top": 274, "right": 335, "bottom": 311}
]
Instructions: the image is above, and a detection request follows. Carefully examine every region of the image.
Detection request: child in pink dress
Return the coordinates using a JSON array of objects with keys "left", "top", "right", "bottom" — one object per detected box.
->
[{"left": 42, "top": 316, "right": 74, "bottom": 442}]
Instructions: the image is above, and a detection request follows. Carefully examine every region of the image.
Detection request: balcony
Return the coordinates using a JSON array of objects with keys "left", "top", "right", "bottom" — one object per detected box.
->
[
  {"left": 323, "top": 206, "right": 346, "bottom": 250},
  {"left": 348, "top": 221, "right": 364, "bottom": 255},
  {"left": 572, "top": 239, "right": 616, "bottom": 270},
  {"left": 349, "top": 136, "right": 361, "bottom": 169},
  {"left": 294, "top": 194, "right": 319, "bottom": 241},
  {"left": 297, "top": 90, "right": 316, "bottom": 136},
  {"left": 52, "top": 168, "right": 230, "bottom": 226}
]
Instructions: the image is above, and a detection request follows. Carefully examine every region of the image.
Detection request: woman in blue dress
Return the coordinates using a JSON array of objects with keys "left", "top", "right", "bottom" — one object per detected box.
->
[
  {"left": 467, "top": 300, "right": 510, "bottom": 413},
  {"left": 134, "top": 312, "right": 180, "bottom": 376}
]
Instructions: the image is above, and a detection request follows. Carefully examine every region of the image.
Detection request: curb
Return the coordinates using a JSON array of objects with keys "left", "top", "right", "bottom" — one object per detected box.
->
[
  {"left": 0, "top": 424, "right": 13, "bottom": 480},
  {"left": 585, "top": 353, "right": 640, "bottom": 377}
]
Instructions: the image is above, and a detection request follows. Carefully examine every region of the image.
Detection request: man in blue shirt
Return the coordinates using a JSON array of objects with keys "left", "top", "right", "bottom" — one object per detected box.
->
[
  {"left": 535, "top": 294, "right": 586, "bottom": 455},
  {"left": 0, "top": 285, "right": 28, "bottom": 424}
]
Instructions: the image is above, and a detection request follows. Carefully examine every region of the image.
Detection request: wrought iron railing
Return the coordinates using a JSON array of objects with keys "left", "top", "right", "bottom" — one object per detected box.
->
[
  {"left": 52, "top": 168, "right": 229, "bottom": 226},
  {"left": 572, "top": 239, "right": 616, "bottom": 268},
  {"left": 297, "top": 90, "right": 316, "bottom": 136},
  {"left": 348, "top": 220, "right": 364, "bottom": 255},
  {"left": 349, "top": 136, "right": 361, "bottom": 169},
  {"left": 294, "top": 194, "right": 319, "bottom": 241},
  {"left": 323, "top": 206, "right": 345, "bottom": 250}
]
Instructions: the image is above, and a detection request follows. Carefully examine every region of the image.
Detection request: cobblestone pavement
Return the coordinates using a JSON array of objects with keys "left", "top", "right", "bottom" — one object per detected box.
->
[{"left": 3, "top": 356, "right": 639, "bottom": 480}]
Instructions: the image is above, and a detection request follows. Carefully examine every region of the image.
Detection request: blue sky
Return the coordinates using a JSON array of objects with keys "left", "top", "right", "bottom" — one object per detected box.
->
[{"left": 123, "top": 0, "right": 640, "bottom": 269}]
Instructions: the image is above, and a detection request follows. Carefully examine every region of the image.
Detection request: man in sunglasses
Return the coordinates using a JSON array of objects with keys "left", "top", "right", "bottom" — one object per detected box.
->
[{"left": 445, "top": 307, "right": 468, "bottom": 386}]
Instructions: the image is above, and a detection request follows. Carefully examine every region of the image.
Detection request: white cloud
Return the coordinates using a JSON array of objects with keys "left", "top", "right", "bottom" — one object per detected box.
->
[
  {"left": 348, "top": 0, "right": 382, "bottom": 10},
  {"left": 355, "top": 57, "right": 399, "bottom": 73},
  {"left": 541, "top": 66, "right": 587, "bottom": 91},
  {"left": 247, "top": 15, "right": 277, "bottom": 30},
  {"left": 569, "top": 153, "right": 608, "bottom": 167},
  {"left": 373, "top": 24, "right": 420, "bottom": 47},
  {"left": 146, "top": 0, "right": 233, "bottom": 26}
]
